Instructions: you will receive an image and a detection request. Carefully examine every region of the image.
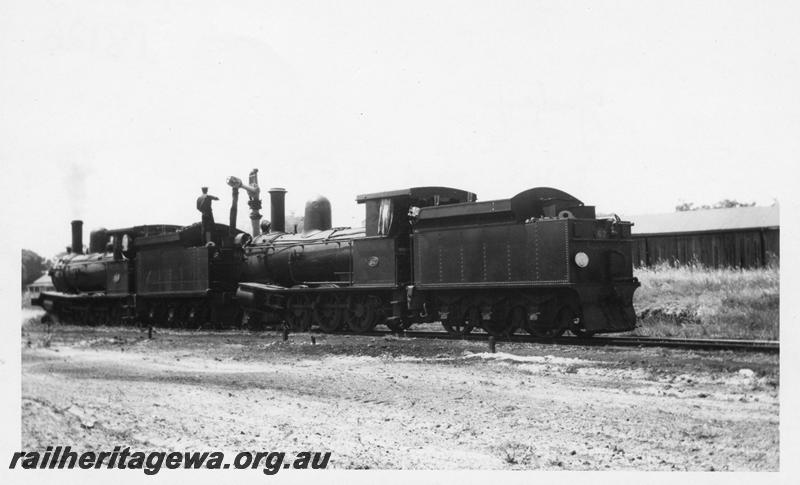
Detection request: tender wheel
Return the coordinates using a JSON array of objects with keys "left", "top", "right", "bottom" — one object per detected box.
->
[
  {"left": 527, "top": 306, "right": 572, "bottom": 338},
  {"left": 188, "top": 302, "right": 210, "bottom": 328},
  {"left": 570, "top": 327, "right": 596, "bottom": 338},
  {"left": 313, "top": 295, "right": 345, "bottom": 332},
  {"left": 285, "top": 295, "right": 313, "bottom": 332},
  {"left": 172, "top": 303, "right": 192, "bottom": 328},
  {"left": 442, "top": 304, "right": 478, "bottom": 336},
  {"left": 481, "top": 301, "right": 515, "bottom": 337},
  {"left": 166, "top": 305, "right": 179, "bottom": 327},
  {"left": 508, "top": 305, "right": 527, "bottom": 334},
  {"left": 347, "top": 295, "right": 379, "bottom": 332},
  {"left": 147, "top": 303, "right": 168, "bottom": 327}
]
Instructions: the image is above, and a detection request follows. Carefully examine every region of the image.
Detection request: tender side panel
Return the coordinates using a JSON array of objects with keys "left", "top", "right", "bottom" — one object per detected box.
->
[
  {"left": 527, "top": 220, "right": 570, "bottom": 284},
  {"left": 137, "top": 247, "right": 210, "bottom": 295},
  {"left": 209, "top": 248, "right": 244, "bottom": 290},
  {"left": 352, "top": 238, "right": 397, "bottom": 287},
  {"left": 413, "top": 219, "right": 569, "bottom": 288}
]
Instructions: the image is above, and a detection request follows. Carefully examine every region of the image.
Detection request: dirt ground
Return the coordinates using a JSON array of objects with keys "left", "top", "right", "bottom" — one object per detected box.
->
[{"left": 20, "top": 317, "right": 779, "bottom": 471}]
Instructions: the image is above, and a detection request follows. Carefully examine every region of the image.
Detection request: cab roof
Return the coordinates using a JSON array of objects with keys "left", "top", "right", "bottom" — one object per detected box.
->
[{"left": 356, "top": 186, "right": 476, "bottom": 204}]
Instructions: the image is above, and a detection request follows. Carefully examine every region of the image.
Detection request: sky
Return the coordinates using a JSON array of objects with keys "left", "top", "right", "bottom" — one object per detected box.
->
[{"left": 0, "top": 0, "right": 798, "bottom": 258}]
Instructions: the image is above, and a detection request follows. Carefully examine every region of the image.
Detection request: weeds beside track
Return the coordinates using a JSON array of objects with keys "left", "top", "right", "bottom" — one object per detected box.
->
[{"left": 632, "top": 263, "right": 779, "bottom": 340}]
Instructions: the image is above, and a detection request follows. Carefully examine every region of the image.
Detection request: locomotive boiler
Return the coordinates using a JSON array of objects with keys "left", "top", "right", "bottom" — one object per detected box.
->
[{"left": 237, "top": 185, "right": 639, "bottom": 337}]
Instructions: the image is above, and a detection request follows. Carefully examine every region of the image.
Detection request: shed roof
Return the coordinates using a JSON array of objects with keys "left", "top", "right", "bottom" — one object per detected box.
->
[
  {"left": 624, "top": 205, "right": 779, "bottom": 235},
  {"left": 28, "top": 274, "right": 53, "bottom": 288}
]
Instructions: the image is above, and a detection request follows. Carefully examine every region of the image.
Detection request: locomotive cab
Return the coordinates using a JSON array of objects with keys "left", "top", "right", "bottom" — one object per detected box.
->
[
  {"left": 357, "top": 187, "right": 476, "bottom": 238},
  {"left": 353, "top": 187, "right": 477, "bottom": 286}
]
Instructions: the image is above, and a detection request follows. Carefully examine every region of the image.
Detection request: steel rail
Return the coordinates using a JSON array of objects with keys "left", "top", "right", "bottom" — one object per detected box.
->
[
  {"left": 45, "top": 321, "right": 778, "bottom": 353},
  {"left": 318, "top": 329, "right": 779, "bottom": 353}
]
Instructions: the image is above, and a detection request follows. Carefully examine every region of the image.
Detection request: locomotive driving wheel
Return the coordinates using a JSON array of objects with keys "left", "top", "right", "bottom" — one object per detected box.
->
[
  {"left": 285, "top": 295, "right": 313, "bottom": 332},
  {"left": 93, "top": 306, "right": 112, "bottom": 326},
  {"left": 373, "top": 304, "right": 389, "bottom": 330},
  {"left": 313, "top": 294, "right": 346, "bottom": 333},
  {"left": 442, "top": 304, "right": 478, "bottom": 336},
  {"left": 58, "top": 307, "right": 75, "bottom": 325},
  {"left": 385, "top": 316, "right": 413, "bottom": 333},
  {"left": 84, "top": 306, "right": 98, "bottom": 326},
  {"left": 109, "top": 305, "right": 122, "bottom": 326},
  {"left": 347, "top": 295, "right": 379, "bottom": 332}
]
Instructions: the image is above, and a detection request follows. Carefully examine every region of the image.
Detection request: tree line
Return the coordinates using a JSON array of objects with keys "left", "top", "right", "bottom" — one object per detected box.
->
[
  {"left": 21, "top": 249, "right": 52, "bottom": 288},
  {"left": 675, "top": 199, "right": 756, "bottom": 212}
]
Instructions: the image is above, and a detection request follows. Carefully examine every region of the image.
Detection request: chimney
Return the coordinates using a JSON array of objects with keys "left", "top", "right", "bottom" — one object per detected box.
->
[
  {"left": 268, "top": 188, "right": 287, "bottom": 233},
  {"left": 71, "top": 220, "right": 84, "bottom": 255}
]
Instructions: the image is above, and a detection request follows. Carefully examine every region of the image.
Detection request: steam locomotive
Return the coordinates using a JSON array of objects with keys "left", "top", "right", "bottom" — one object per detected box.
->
[
  {"left": 35, "top": 221, "right": 246, "bottom": 327},
  {"left": 34, "top": 175, "right": 639, "bottom": 337}
]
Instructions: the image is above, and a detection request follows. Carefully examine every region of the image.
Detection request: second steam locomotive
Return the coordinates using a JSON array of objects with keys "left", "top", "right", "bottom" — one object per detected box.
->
[{"left": 35, "top": 172, "right": 639, "bottom": 337}]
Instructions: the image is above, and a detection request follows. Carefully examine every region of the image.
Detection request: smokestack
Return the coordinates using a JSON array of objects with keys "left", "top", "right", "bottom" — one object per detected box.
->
[
  {"left": 268, "top": 188, "right": 287, "bottom": 233},
  {"left": 71, "top": 220, "right": 84, "bottom": 255}
]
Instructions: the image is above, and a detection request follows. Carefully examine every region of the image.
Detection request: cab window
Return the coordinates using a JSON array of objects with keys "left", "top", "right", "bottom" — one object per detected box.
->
[{"left": 378, "top": 198, "right": 393, "bottom": 236}]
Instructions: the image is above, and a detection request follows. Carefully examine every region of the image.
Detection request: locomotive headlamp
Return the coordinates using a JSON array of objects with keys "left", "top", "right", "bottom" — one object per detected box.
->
[{"left": 574, "top": 252, "right": 589, "bottom": 268}]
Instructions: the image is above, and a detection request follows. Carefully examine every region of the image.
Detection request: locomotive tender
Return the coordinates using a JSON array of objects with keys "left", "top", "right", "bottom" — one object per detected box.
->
[{"left": 34, "top": 175, "right": 639, "bottom": 337}]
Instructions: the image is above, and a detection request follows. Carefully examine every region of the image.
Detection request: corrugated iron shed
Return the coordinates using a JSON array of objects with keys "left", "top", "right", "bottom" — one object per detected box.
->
[
  {"left": 624, "top": 205, "right": 779, "bottom": 235},
  {"left": 623, "top": 205, "right": 779, "bottom": 268}
]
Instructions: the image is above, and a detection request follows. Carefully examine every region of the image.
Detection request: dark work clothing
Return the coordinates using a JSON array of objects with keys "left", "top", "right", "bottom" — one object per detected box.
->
[
  {"left": 197, "top": 194, "right": 218, "bottom": 217},
  {"left": 197, "top": 193, "right": 218, "bottom": 243}
]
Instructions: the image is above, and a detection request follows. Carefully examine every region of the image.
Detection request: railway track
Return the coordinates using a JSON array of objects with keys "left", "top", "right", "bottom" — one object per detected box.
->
[
  {"left": 318, "top": 329, "right": 780, "bottom": 353},
  {"left": 33, "top": 316, "right": 779, "bottom": 353}
]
